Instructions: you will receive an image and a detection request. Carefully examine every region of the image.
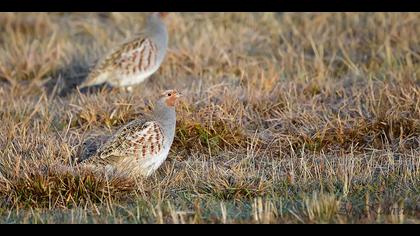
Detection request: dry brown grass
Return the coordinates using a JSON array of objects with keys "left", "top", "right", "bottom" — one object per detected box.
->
[{"left": 0, "top": 12, "right": 419, "bottom": 223}]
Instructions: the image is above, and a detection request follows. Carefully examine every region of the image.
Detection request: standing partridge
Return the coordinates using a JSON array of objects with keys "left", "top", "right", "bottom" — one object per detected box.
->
[
  {"left": 80, "top": 90, "right": 182, "bottom": 177},
  {"left": 79, "top": 12, "right": 169, "bottom": 90}
]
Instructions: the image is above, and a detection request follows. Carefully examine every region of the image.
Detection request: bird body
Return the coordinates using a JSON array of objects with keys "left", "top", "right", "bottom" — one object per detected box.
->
[
  {"left": 79, "top": 12, "right": 169, "bottom": 89},
  {"left": 80, "top": 90, "right": 182, "bottom": 177}
]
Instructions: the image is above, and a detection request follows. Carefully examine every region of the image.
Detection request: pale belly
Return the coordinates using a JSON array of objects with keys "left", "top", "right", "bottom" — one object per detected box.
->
[
  {"left": 106, "top": 147, "right": 169, "bottom": 177},
  {"left": 110, "top": 64, "right": 161, "bottom": 87},
  {"left": 138, "top": 148, "right": 170, "bottom": 177}
]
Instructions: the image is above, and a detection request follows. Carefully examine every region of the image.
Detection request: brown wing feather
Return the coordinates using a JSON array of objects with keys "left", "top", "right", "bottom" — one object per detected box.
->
[
  {"left": 82, "top": 35, "right": 158, "bottom": 87},
  {"left": 112, "top": 37, "right": 158, "bottom": 75},
  {"left": 89, "top": 120, "right": 165, "bottom": 166}
]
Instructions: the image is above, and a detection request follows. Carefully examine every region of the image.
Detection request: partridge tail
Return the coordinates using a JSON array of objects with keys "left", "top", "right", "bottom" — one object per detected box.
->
[
  {"left": 78, "top": 72, "right": 109, "bottom": 89},
  {"left": 78, "top": 78, "right": 94, "bottom": 89}
]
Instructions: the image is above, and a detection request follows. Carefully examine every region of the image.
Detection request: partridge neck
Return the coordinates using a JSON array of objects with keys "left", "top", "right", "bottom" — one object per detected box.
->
[
  {"left": 146, "top": 15, "right": 167, "bottom": 43},
  {"left": 153, "top": 102, "right": 176, "bottom": 128}
]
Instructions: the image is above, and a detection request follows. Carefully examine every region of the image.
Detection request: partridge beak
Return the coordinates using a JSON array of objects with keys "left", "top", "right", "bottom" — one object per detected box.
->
[{"left": 175, "top": 92, "right": 183, "bottom": 98}]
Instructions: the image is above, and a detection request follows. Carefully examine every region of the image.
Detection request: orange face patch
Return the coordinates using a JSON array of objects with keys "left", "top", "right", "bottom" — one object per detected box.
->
[
  {"left": 159, "top": 12, "right": 169, "bottom": 18},
  {"left": 165, "top": 94, "right": 177, "bottom": 107}
]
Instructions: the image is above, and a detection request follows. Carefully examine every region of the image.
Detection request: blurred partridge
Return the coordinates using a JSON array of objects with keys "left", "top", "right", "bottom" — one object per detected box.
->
[
  {"left": 79, "top": 12, "right": 169, "bottom": 90},
  {"left": 80, "top": 90, "right": 182, "bottom": 177}
]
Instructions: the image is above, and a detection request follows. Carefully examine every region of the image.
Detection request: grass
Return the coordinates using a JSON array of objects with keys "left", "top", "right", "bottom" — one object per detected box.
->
[{"left": 0, "top": 12, "right": 419, "bottom": 224}]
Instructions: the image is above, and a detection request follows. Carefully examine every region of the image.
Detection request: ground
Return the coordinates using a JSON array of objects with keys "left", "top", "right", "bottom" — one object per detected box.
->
[{"left": 0, "top": 12, "right": 419, "bottom": 223}]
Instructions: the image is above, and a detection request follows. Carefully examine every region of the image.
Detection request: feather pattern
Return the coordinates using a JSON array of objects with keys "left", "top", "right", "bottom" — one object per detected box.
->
[{"left": 89, "top": 120, "right": 165, "bottom": 166}]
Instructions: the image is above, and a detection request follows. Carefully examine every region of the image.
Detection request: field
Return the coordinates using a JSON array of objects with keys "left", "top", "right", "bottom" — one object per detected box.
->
[{"left": 0, "top": 12, "right": 419, "bottom": 224}]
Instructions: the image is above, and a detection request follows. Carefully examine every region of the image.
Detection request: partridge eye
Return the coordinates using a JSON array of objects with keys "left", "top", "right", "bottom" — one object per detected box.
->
[{"left": 167, "top": 93, "right": 172, "bottom": 96}]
